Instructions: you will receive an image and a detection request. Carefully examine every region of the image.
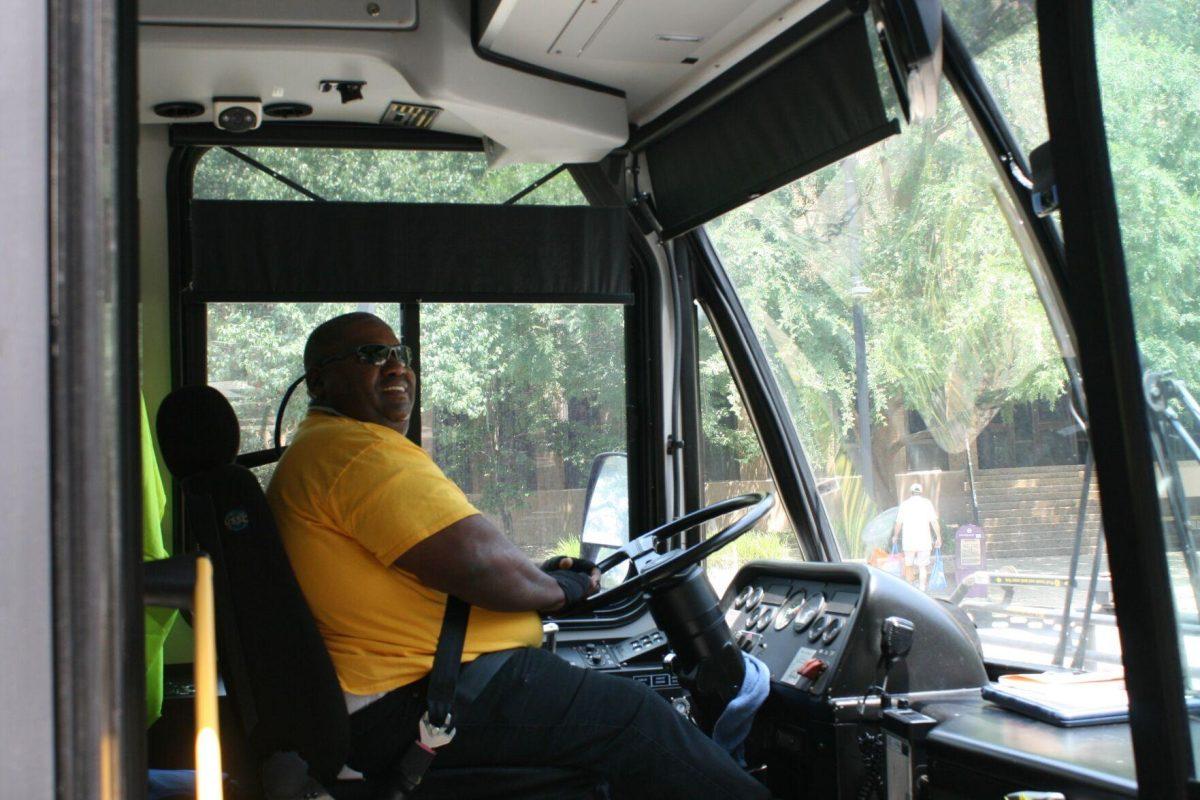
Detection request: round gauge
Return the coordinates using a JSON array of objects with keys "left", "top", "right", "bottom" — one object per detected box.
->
[
  {"left": 745, "top": 586, "right": 765, "bottom": 611},
  {"left": 808, "top": 614, "right": 832, "bottom": 642},
  {"left": 744, "top": 606, "right": 764, "bottom": 630},
  {"left": 756, "top": 607, "right": 775, "bottom": 631},
  {"left": 821, "top": 616, "right": 845, "bottom": 644},
  {"left": 774, "top": 590, "right": 807, "bottom": 630},
  {"left": 792, "top": 592, "right": 826, "bottom": 632},
  {"left": 733, "top": 585, "right": 754, "bottom": 610}
]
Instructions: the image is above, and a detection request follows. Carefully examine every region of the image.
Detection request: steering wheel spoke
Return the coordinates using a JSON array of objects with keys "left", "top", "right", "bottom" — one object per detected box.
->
[
  {"left": 573, "top": 493, "right": 775, "bottom": 613},
  {"left": 596, "top": 530, "right": 655, "bottom": 573}
]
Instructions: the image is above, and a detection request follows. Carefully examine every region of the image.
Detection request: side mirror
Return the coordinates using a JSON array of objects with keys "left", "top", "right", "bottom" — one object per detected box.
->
[{"left": 579, "top": 452, "right": 630, "bottom": 588}]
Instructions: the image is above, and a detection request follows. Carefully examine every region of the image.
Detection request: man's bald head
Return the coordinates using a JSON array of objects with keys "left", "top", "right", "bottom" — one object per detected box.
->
[
  {"left": 303, "top": 312, "right": 415, "bottom": 435},
  {"left": 304, "top": 312, "right": 386, "bottom": 371}
]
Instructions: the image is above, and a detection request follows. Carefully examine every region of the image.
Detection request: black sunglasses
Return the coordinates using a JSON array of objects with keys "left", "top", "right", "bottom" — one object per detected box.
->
[{"left": 317, "top": 343, "right": 413, "bottom": 369}]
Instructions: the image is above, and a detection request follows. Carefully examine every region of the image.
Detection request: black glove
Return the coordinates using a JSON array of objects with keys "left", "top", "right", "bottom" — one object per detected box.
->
[
  {"left": 540, "top": 555, "right": 599, "bottom": 575},
  {"left": 547, "top": 569, "right": 594, "bottom": 608}
]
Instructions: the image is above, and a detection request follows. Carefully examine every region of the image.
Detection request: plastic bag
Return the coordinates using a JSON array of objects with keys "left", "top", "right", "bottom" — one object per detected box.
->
[
  {"left": 878, "top": 542, "right": 905, "bottom": 577},
  {"left": 928, "top": 547, "right": 948, "bottom": 591}
]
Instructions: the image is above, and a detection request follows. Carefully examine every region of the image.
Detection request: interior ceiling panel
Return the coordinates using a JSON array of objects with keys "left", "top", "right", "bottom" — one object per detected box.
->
[
  {"left": 139, "top": 0, "right": 418, "bottom": 31},
  {"left": 479, "top": 0, "right": 812, "bottom": 116},
  {"left": 138, "top": 5, "right": 628, "bottom": 164},
  {"left": 136, "top": 0, "right": 839, "bottom": 163},
  {"left": 553, "top": 1, "right": 752, "bottom": 64},
  {"left": 138, "top": 27, "right": 477, "bottom": 133}
]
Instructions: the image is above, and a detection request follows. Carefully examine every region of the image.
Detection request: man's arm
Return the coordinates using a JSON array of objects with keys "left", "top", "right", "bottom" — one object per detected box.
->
[{"left": 393, "top": 513, "right": 593, "bottom": 613}]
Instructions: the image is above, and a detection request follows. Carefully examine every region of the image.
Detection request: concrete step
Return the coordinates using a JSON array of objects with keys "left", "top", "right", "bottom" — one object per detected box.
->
[
  {"left": 979, "top": 525, "right": 1099, "bottom": 537},
  {"left": 975, "top": 475, "right": 1090, "bottom": 484},
  {"left": 979, "top": 544, "right": 1099, "bottom": 556},
  {"left": 980, "top": 512, "right": 1104, "bottom": 524},
  {"left": 982, "top": 515, "right": 1104, "bottom": 527},
  {"left": 978, "top": 514, "right": 1096, "bottom": 526},
  {"left": 977, "top": 465, "right": 1089, "bottom": 477},
  {"left": 977, "top": 498, "right": 1099, "bottom": 511},
  {"left": 979, "top": 532, "right": 1099, "bottom": 544},
  {"left": 974, "top": 487, "right": 1100, "bottom": 501},
  {"left": 975, "top": 486, "right": 1098, "bottom": 496},
  {"left": 981, "top": 534, "right": 1105, "bottom": 548},
  {"left": 983, "top": 520, "right": 1101, "bottom": 533}
]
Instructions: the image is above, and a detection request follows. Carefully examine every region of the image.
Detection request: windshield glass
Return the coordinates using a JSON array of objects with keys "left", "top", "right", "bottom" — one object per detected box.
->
[
  {"left": 705, "top": 72, "right": 1119, "bottom": 672},
  {"left": 942, "top": 0, "right": 1047, "bottom": 160},
  {"left": 193, "top": 147, "right": 585, "bottom": 204},
  {"left": 1093, "top": 0, "right": 1200, "bottom": 691}
]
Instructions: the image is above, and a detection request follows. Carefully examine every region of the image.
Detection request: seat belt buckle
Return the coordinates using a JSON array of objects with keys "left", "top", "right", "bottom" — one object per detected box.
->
[
  {"left": 387, "top": 739, "right": 440, "bottom": 798},
  {"left": 419, "top": 710, "right": 457, "bottom": 749}
]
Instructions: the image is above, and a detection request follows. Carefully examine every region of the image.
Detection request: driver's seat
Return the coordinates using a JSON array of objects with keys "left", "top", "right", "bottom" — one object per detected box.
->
[{"left": 155, "top": 385, "right": 601, "bottom": 799}]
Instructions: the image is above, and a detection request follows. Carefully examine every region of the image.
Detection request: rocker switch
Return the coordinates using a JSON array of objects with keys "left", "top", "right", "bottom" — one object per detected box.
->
[{"left": 798, "top": 658, "right": 828, "bottom": 681}]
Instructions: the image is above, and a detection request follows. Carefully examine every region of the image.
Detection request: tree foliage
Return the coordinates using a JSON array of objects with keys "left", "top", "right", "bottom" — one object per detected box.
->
[
  {"left": 198, "top": 0, "right": 1199, "bottom": 547},
  {"left": 198, "top": 149, "right": 624, "bottom": 535},
  {"left": 704, "top": 0, "right": 1199, "bottom": 533}
]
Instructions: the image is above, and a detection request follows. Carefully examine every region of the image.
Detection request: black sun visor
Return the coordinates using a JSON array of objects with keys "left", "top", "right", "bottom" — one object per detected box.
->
[
  {"left": 187, "top": 201, "right": 632, "bottom": 303},
  {"left": 645, "top": 15, "right": 899, "bottom": 238}
]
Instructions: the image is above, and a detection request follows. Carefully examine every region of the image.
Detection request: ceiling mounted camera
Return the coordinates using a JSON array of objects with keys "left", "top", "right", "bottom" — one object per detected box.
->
[{"left": 213, "top": 97, "right": 263, "bottom": 133}]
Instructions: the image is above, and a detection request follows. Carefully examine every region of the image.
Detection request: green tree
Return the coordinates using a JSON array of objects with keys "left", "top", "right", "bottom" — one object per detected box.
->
[{"left": 198, "top": 148, "right": 622, "bottom": 536}]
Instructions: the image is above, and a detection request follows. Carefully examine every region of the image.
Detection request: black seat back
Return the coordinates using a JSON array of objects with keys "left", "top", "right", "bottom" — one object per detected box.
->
[{"left": 157, "top": 386, "right": 349, "bottom": 786}]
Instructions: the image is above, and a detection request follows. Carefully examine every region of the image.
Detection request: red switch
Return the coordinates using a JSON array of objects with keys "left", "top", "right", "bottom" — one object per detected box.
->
[{"left": 798, "top": 658, "right": 828, "bottom": 681}]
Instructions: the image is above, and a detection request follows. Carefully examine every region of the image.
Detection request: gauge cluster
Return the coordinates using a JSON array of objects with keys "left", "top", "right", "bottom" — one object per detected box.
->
[
  {"left": 722, "top": 561, "right": 988, "bottom": 703},
  {"left": 726, "top": 576, "right": 862, "bottom": 695}
]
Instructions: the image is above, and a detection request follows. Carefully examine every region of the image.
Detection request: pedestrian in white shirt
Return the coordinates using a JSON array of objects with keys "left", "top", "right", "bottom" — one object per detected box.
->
[{"left": 891, "top": 483, "right": 942, "bottom": 591}]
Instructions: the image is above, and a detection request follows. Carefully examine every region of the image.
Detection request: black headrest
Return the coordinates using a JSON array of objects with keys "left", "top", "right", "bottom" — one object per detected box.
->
[{"left": 156, "top": 386, "right": 240, "bottom": 479}]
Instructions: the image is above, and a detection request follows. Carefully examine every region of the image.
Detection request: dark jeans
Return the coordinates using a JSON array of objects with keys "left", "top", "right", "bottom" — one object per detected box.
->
[{"left": 348, "top": 647, "right": 770, "bottom": 800}]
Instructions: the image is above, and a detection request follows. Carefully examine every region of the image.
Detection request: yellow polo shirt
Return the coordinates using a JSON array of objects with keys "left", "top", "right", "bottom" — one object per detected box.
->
[{"left": 266, "top": 410, "right": 542, "bottom": 694}]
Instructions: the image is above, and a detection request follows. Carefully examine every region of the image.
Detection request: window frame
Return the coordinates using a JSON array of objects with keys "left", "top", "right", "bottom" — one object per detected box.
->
[
  {"left": 1034, "top": 4, "right": 1197, "bottom": 795},
  {"left": 686, "top": 229, "right": 838, "bottom": 564},
  {"left": 168, "top": 144, "right": 660, "bottom": 626}
]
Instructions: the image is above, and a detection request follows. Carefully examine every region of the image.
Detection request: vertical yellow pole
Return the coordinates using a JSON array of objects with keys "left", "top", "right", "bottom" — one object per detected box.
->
[{"left": 193, "top": 555, "right": 224, "bottom": 800}]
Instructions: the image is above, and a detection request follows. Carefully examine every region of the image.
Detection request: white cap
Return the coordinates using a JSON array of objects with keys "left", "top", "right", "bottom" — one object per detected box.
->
[{"left": 910, "top": 483, "right": 923, "bottom": 494}]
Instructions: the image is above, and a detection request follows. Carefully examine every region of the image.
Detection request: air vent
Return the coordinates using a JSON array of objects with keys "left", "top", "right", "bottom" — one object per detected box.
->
[
  {"left": 263, "top": 102, "right": 314, "bottom": 119},
  {"left": 153, "top": 101, "right": 205, "bottom": 119},
  {"left": 380, "top": 101, "right": 442, "bottom": 129}
]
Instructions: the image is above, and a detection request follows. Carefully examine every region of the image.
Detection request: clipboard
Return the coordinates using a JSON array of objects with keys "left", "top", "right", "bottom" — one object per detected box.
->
[
  {"left": 981, "top": 671, "right": 1129, "bottom": 727},
  {"left": 981, "top": 684, "right": 1128, "bottom": 727}
]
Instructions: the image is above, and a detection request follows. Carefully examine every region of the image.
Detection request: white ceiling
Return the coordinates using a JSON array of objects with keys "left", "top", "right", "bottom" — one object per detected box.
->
[
  {"left": 138, "top": 0, "right": 825, "bottom": 163},
  {"left": 478, "top": 0, "right": 826, "bottom": 122}
]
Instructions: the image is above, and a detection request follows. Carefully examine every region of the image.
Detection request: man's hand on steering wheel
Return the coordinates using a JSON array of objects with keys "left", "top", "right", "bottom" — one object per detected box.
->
[{"left": 540, "top": 555, "right": 601, "bottom": 610}]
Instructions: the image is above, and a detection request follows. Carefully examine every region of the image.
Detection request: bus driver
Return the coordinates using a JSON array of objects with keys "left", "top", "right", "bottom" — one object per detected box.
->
[{"left": 266, "top": 312, "right": 769, "bottom": 799}]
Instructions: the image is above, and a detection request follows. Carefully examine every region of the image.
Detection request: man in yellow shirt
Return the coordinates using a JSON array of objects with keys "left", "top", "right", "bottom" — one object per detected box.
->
[{"left": 268, "top": 312, "right": 769, "bottom": 799}]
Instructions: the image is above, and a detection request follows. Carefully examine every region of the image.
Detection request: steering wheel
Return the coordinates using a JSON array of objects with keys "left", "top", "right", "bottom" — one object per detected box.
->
[{"left": 571, "top": 493, "right": 775, "bottom": 613}]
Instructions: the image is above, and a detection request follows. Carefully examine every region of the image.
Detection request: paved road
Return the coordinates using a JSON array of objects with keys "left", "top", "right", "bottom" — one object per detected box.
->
[{"left": 929, "top": 549, "right": 1200, "bottom": 678}]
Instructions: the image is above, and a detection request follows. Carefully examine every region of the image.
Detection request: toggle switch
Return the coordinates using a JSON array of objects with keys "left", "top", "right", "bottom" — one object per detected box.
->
[{"left": 798, "top": 658, "right": 828, "bottom": 681}]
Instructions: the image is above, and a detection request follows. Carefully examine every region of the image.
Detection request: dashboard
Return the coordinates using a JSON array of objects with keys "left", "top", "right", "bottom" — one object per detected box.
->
[
  {"left": 556, "top": 560, "right": 987, "bottom": 700},
  {"left": 552, "top": 560, "right": 1140, "bottom": 799}
]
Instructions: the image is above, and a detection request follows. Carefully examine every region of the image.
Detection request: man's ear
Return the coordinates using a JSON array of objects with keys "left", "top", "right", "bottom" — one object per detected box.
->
[{"left": 305, "top": 368, "right": 325, "bottom": 402}]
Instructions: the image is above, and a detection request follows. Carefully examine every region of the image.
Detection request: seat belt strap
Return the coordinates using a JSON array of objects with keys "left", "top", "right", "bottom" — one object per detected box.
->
[
  {"left": 383, "top": 597, "right": 472, "bottom": 799},
  {"left": 426, "top": 595, "right": 471, "bottom": 730}
]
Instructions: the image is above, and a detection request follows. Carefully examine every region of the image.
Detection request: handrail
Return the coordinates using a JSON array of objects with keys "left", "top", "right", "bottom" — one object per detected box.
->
[
  {"left": 193, "top": 555, "right": 224, "bottom": 800},
  {"left": 144, "top": 554, "right": 224, "bottom": 799}
]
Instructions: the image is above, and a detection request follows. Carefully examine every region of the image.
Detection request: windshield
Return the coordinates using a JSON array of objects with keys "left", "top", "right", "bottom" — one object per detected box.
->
[
  {"left": 942, "top": 0, "right": 1047, "bottom": 160},
  {"left": 705, "top": 58, "right": 1119, "bottom": 671},
  {"left": 1093, "top": 0, "right": 1200, "bottom": 691},
  {"left": 193, "top": 147, "right": 585, "bottom": 204}
]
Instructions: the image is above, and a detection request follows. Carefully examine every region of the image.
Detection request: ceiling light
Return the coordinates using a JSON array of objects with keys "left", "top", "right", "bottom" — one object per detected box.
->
[{"left": 655, "top": 33, "right": 703, "bottom": 43}]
